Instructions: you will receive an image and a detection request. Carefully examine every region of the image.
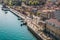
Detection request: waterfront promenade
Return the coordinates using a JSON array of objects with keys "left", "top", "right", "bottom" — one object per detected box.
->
[
  {"left": 0, "top": 0, "right": 60, "bottom": 40},
  {"left": 9, "top": 7, "right": 52, "bottom": 40},
  {"left": 0, "top": 5, "right": 37, "bottom": 40}
]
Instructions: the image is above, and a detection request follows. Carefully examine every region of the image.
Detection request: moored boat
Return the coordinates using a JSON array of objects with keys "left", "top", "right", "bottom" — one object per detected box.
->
[{"left": 2, "top": 4, "right": 9, "bottom": 11}]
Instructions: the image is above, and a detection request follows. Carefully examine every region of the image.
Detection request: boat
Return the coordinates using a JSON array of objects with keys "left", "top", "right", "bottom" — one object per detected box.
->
[
  {"left": 2, "top": 4, "right": 9, "bottom": 11},
  {"left": 2, "top": 7, "right": 10, "bottom": 11},
  {"left": 5, "top": 11, "right": 8, "bottom": 14},
  {"left": 18, "top": 18, "right": 21, "bottom": 20}
]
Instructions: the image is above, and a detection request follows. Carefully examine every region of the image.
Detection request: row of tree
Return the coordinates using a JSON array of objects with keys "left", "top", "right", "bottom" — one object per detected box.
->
[
  {"left": 3, "top": 0, "right": 46, "bottom": 6},
  {"left": 22, "top": 0, "right": 46, "bottom": 6}
]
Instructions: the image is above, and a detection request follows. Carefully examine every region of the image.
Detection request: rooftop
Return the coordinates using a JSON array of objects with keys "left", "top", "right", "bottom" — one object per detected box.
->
[{"left": 46, "top": 18, "right": 60, "bottom": 28}]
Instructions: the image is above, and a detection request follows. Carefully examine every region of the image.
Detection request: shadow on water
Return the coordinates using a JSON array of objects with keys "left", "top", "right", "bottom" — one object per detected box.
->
[{"left": 5, "top": 11, "right": 8, "bottom": 14}]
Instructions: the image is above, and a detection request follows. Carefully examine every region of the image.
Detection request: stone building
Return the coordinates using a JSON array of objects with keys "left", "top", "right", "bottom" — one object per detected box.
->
[
  {"left": 45, "top": 18, "right": 60, "bottom": 40},
  {"left": 0, "top": 0, "right": 3, "bottom": 3},
  {"left": 40, "top": 10, "right": 55, "bottom": 21},
  {"left": 45, "top": 10, "right": 60, "bottom": 40}
]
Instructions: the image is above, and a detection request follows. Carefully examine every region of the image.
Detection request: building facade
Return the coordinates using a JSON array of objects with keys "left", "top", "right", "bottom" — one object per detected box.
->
[
  {"left": 46, "top": 19, "right": 60, "bottom": 40},
  {"left": 45, "top": 10, "right": 60, "bottom": 40}
]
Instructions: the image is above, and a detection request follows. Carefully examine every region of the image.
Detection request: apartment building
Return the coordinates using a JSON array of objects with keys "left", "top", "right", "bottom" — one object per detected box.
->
[{"left": 45, "top": 10, "right": 60, "bottom": 40}]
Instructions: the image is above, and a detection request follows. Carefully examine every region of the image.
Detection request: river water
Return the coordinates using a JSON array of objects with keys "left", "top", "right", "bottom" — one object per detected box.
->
[{"left": 0, "top": 5, "right": 37, "bottom": 40}]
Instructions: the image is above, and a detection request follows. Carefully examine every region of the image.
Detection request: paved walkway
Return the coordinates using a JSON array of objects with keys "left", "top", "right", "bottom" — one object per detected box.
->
[{"left": 9, "top": 7, "right": 52, "bottom": 40}]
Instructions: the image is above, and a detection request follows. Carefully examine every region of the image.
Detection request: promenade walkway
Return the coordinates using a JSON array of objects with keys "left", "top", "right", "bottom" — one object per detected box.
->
[{"left": 9, "top": 7, "right": 52, "bottom": 40}]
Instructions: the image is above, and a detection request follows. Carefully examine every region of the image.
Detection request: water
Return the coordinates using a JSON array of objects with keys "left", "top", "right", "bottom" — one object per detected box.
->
[{"left": 0, "top": 5, "right": 37, "bottom": 40}]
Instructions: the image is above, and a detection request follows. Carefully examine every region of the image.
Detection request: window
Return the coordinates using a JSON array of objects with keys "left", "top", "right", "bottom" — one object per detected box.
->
[
  {"left": 51, "top": 23, "right": 55, "bottom": 26},
  {"left": 49, "top": 22, "right": 52, "bottom": 25},
  {"left": 55, "top": 25, "right": 60, "bottom": 29}
]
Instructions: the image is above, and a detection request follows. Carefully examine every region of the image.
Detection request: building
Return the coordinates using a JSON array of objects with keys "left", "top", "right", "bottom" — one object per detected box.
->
[
  {"left": 45, "top": 10, "right": 60, "bottom": 40},
  {"left": 54, "top": 10, "right": 60, "bottom": 21},
  {"left": 45, "top": 18, "right": 60, "bottom": 40},
  {"left": 40, "top": 9, "right": 55, "bottom": 21},
  {"left": 0, "top": 0, "right": 3, "bottom": 3}
]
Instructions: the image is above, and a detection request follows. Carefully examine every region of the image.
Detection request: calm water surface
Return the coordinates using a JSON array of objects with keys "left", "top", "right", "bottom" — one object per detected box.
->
[{"left": 0, "top": 5, "right": 37, "bottom": 40}]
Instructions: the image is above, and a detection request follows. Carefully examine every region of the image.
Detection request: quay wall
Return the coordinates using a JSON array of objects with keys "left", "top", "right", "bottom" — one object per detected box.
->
[
  {"left": 9, "top": 8, "right": 52, "bottom": 40},
  {"left": 9, "top": 8, "right": 42, "bottom": 40},
  {"left": 27, "top": 26, "right": 42, "bottom": 40}
]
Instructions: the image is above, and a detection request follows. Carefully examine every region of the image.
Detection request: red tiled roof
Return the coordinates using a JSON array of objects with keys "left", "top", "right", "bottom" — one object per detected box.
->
[
  {"left": 42, "top": 9, "right": 55, "bottom": 13},
  {"left": 47, "top": 18, "right": 60, "bottom": 26}
]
